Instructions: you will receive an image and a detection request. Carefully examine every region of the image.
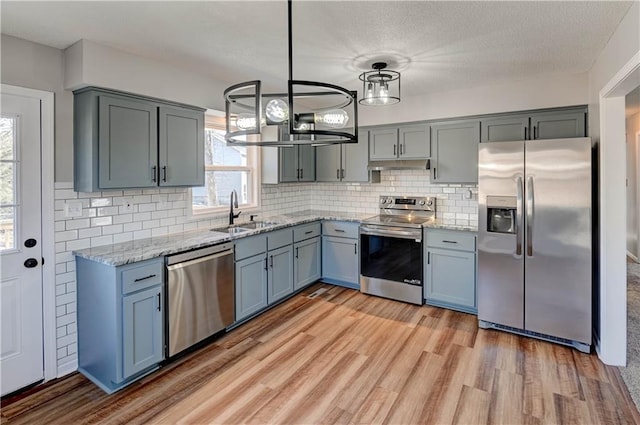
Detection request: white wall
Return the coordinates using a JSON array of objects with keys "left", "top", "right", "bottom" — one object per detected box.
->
[
  {"left": 588, "top": 1, "right": 640, "bottom": 366},
  {"left": 1, "top": 35, "right": 73, "bottom": 182},
  {"left": 627, "top": 111, "right": 640, "bottom": 259}
]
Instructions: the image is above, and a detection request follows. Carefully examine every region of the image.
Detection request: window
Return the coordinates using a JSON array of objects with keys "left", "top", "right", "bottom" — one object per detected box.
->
[
  {"left": 0, "top": 115, "right": 17, "bottom": 251},
  {"left": 191, "top": 115, "right": 260, "bottom": 215}
]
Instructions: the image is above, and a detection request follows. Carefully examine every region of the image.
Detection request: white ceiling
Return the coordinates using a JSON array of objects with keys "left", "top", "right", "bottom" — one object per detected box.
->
[{"left": 1, "top": 1, "right": 634, "bottom": 96}]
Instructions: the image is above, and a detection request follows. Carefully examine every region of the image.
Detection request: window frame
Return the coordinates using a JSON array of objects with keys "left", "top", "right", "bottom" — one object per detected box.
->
[{"left": 189, "top": 113, "right": 261, "bottom": 218}]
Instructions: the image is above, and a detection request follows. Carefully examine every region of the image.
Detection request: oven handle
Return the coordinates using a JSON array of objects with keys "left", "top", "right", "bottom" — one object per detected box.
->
[{"left": 360, "top": 226, "right": 422, "bottom": 241}]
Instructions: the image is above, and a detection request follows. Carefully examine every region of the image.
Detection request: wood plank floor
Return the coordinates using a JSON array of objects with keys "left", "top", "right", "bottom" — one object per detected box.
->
[{"left": 2, "top": 283, "right": 639, "bottom": 424}]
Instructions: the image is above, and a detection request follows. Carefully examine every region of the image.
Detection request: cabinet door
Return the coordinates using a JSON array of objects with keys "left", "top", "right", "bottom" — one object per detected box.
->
[
  {"left": 530, "top": 111, "right": 586, "bottom": 140},
  {"left": 342, "top": 133, "right": 370, "bottom": 182},
  {"left": 267, "top": 245, "right": 294, "bottom": 304},
  {"left": 122, "top": 286, "right": 163, "bottom": 379},
  {"left": 158, "top": 106, "right": 204, "bottom": 187},
  {"left": 399, "top": 124, "right": 429, "bottom": 159},
  {"left": 369, "top": 128, "right": 398, "bottom": 160},
  {"left": 322, "top": 236, "right": 359, "bottom": 286},
  {"left": 98, "top": 95, "right": 158, "bottom": 189},
  {"left": 425, "top": 248, "right": 476, "bottom": 309},
  {"left": 297, "top": 145, "right": 316, "bottom": 182},
  {"left": 279, "top": 146, "right": 299, "bottom": 182},
  {"left": 480, "top": 115, "right": 529, "bottom": 142},
  {"left": 235, "top": 255, "right": 268, "bottom": 321},
  {"left": 315, "top": 145, "right": 341, "bottom": 182},
  {"left": 431, "top": 120, "right": 480, "bottom": 183},
  {"left": 294, "top": 237, "right": 321, "bottom": 290}
]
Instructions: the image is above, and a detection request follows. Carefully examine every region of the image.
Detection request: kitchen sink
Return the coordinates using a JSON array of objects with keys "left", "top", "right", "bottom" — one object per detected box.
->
[{"left": 210, "top": 221, "right": 279, "bottom": 234}]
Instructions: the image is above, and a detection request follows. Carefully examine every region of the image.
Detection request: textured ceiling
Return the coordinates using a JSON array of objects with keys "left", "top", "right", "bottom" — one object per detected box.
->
[{"left": 1, "top": 1, "right": 633, "bottom": 96}]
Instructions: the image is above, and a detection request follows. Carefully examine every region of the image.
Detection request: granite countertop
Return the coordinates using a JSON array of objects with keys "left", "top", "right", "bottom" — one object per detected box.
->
[
  {"left": 73, "top": 210, "right": 370, "bottom": 266},
  {"left": 73, "top": 209, "right": 477, "bottom": 266}
]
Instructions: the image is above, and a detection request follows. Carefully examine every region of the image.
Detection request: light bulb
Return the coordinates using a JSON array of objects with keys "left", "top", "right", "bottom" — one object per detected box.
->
[
  {"left": 366, "top": 82, "right": 374, "bottom": 104},
  {"left": 379, "top": 82, "right": 389, "bottom": 104},
  {"left": 265, "top": 99, "right": 288, "bottom": 123},
  {"left": 314, "top": 109, "right": 349, "bottom": 129},
  {"left": 236, "top": 114, "right": 266, "bottom": 130}
]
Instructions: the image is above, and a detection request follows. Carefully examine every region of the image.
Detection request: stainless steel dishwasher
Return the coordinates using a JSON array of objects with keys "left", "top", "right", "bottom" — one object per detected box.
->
[{"left": 165, "top": 242, "right": 234, "bottom": 357}]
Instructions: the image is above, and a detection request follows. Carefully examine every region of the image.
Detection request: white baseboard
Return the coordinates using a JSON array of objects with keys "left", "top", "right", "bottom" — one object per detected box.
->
[{"left": 57, "top": 359, "right": 78, "bottom": 378}]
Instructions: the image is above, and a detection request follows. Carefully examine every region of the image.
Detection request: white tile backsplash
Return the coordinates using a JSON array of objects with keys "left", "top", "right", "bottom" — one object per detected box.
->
[{"left": 52, "top": 171, "right": 477, "bottom": 376}]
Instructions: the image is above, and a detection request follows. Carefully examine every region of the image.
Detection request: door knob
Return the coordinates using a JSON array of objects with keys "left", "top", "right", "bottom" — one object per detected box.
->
[
  {"left": 24, "top": 258, "right": 38, "bottom": 268},
  {"left": 24, "top": 238, "right": 37, "bottom": 248}
]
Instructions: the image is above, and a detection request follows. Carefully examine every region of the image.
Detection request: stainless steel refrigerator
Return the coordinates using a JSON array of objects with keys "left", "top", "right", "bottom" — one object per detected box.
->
[{"left": 477, "top": 137, "right": 592, "bottom": 352}]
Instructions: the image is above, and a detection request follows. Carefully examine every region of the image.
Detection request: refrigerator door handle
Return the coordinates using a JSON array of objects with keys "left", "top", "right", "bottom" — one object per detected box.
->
[
  {"left": 526, "top": 176, "right": 534, "bottom": 256},
  {"left": 516, "top": 177, "right": 523, "bottom": 256}
]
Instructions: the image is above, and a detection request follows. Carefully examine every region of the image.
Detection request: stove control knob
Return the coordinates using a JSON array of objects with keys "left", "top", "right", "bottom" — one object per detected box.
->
[
  {"left": 386, "top": 198, "right": 393, "bottom": 204},
  {"left": 418, "top": 200, "right": 426, "bottom": 206},
  {"left": 427, "top": 199, "right": 433, "bottom": 206},
  {"left": 380, "top": 198, "right": 386, "bottom": 204}
]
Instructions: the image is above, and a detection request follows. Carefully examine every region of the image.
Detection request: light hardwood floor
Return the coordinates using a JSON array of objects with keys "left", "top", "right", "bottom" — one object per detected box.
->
[{"left": 2, "top": 283, "right": 639, "bottom": 424}]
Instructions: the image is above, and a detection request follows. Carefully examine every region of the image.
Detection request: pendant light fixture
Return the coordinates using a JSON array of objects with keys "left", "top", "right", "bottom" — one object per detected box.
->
[
  {"left": 359, "top": 62, "right": 401, "bottom": 106},
  {"left": 224, "top": 0, "right": 358, "bottom": 146}
]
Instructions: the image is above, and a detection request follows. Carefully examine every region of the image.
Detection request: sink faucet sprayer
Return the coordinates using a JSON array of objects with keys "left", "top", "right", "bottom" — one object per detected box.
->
[{"left": 229, "top": 190, "right": 241, "bottom": 225}]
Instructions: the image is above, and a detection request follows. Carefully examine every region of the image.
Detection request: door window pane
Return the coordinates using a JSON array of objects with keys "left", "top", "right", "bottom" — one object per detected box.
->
[
  {"left": 192, "top": 171, "right": 250, "bottom": 210},
  {"left": 0, "top": 206, "right": 15, "bottom": 250},
  {"left": 204, "top": 128, "right": 247, "bottom": 166},
  {"left": 0, "top": 117, "right": 15, "bottom": 161},
  {"left": 0, "top": 163, "right": 15, "bottom": 205}
]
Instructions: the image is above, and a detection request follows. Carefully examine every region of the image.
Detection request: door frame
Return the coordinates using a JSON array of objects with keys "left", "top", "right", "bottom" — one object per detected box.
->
[
  {"left": 598, "top": 51, "right": 640, "bottom": 366},
  {"left": 636, "top": 132, "right": 640, "bottom": 261},
  {"left": 1, "top": 84, "right": 56, "bottom": 381}
]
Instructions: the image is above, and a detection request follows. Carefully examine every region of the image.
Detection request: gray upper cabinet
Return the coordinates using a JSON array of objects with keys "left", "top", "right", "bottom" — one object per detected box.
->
[
  {"left": 530, "top": 110, "right": 586, "bottom": 140},
  {"left": 480, "top": 115, "right": 529, "bottom": 143},
  {"left": 315, "top": 133, "right": 371, "bottom": 183},
  {"left": 98, "top": 96, "right": 158, "bottom": 189},
  {"left": 369, "top": 124, "right": 429, "bottom": 160},
  {"left": 480, "top": 108, "right": 586, "bottom": 142},
  {"left": 158, "top": 106, "right": 205, "bottom": 187},
  {"left": 430, "top": 120, "right": 480, "bottom": 184},
  {"left": 263, "top": 145, "right": 316, "bottom": 183},
  {"left": 74, "top": 87, "right": 205, "bottom": 192}
]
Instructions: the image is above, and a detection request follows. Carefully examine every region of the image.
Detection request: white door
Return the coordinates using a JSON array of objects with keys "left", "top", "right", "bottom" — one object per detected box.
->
[{"left": 1, "top": 91, "right": 44, "bottom": 396}]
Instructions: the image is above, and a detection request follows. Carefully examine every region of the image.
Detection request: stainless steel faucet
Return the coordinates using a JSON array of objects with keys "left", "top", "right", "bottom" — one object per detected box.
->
[{"left": 229, "top": 190, "right": 241, "bottom": 225}]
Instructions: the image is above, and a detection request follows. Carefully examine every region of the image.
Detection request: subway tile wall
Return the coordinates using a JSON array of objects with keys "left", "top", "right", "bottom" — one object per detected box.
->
[{"left": 53, "top": 172, "right": 477, "bottom": 375}]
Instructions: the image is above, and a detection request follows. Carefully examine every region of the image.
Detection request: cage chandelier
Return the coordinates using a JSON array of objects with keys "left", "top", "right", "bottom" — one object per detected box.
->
[{"left": 223, "top": 0, "right": 358, "bottom": 146}]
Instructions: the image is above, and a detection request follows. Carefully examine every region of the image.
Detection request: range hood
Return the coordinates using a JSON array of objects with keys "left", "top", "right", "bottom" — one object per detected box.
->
[{"left": 367, "top": 159, "right": 431, "bottom": 171}]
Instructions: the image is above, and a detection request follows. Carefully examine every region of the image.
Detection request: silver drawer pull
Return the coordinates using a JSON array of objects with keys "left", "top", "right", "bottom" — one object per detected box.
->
[
  {"left": 442, "top": 240, "right": 458, "bottom": 244},
  {"left": 305, "top": 230, "right": 313, "bottom": 234},
  {"left": 334, "top": 229, "right": 346, "bottom": 233},
  {"left": 134, "top": 274, "right": 157, "bottom": 282}
]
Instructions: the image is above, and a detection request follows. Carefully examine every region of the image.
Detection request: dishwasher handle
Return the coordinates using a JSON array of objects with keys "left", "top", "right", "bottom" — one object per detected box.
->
[{"left": 167, "top": 248, "right": 233, "bottom": 271}]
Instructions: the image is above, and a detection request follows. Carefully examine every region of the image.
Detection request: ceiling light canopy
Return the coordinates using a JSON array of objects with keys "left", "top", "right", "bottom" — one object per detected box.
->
[
  {"left": 359, "top": 62, "right": 401, "bottom": 106},
  {"left": 224, "top": 0, "right": 358, "bottom": 146}
]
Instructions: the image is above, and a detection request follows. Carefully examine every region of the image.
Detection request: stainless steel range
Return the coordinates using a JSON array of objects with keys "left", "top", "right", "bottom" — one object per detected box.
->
[{"left": 360, "top": 196, "right": 436, "bottom": 305}]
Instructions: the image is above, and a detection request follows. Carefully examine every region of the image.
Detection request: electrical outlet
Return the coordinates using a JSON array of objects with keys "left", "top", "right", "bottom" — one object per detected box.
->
[
  {"left": 464, "top": 189, "right": 473, "bottom": 200},
  {"left": 121, "top": 198, "right": 133, "bottom": 213},
  {"left": 64, "top": 201, "right": 83, "bottom": 218}
]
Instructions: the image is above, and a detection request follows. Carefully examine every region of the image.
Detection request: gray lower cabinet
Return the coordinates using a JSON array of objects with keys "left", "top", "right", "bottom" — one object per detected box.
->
[
  {"left": 235, "top": 254, "right": 269, "bottom": 320},
  {"left": 262, "top": 145, "right": 315, "bottom": 183},
  {"left": 74, "top": 87, "right": 205, "bottom": 192},
  {"left": 234, "top": 229, "right": 297, "bottom": 321},
  {"left": 424, "top": 230, "right": 477, "bottom": 314},
  {"left": 292, "top": 222, "right": 322, "bottom": 290},
  {"left": 321, "top": 221, "right": 359, "bottom": 289},
  {"left": 76, "top": 256, "right": 164, "bottom": 394},
  {"left": 430, "top": 120, "right": 480, "bottom": 184},
  {"left": 480, "top": 108, "right": 586, "bottom": 142}
]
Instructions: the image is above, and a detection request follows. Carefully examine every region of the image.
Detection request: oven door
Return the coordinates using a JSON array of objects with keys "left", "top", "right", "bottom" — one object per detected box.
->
[{"left": 359, "top": 224, "right": 423, "bottom": 304}]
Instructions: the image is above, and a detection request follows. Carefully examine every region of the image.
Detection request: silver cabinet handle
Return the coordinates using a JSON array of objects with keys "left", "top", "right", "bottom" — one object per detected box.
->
[
  {"left": 516, "top": 177, "right": 523, "bottom": 256},
  {"left": 162, "top": 166, "right": 167, "bottom": 182},
  {"left": 427, "top": 252, "right": 430, "bottom": 264},
  {"left": 526, "top": 176, "right": 534, "bottom": 256},
  {"left": 270, "top": 255, "right": 273, "bottom": 268},
  {"left": 300, "top": 168, "right": 303, "bottom": 179},
  {"left": 337, "top": 169, "right": 340, "bottom": 179},
  {"left": 264, "top": 257, "right": 268, "bottom": 271},
  {"left": 400, "top": 144, "right": 404, "bottom": 155},
  {"left": 442, "top": 240, "right": 458, "bottom": 244},
  {"left": 393, "top": 144, "right": 396, "bottom": 156},
  {"left": 334, "top": 229, "right": 345, "bottom": 233},
  {"left": 304, "top": 230, "right": 313, "bottom": 235},
  {"left": 295, "top": 247, "right": 299, "bottom": 258},
  {"left": 433, "top": 167, "right": 437, "bottom": 180},
  {"left": 134, "top": 274, "right": 157, "bottom": 282},
  {"left": 354, "top": 243, "right": 357, "bottom": 255},
  {"left": 341, "top": 169, "right": 345, "bottom": 179},
  {"left": 157, "top": 292, "right": 161, "bottom": 312},
  {"left": 152, "top": 166, "right": 157, "bottom": 182}
]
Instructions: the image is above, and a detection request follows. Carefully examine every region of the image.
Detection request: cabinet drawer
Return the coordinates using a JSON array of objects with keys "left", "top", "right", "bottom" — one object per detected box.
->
[
  {"left": 121, "top": 259, "right": 164, "bottom": 295},
  {"left": 426, "top": 230, "right": 476, "bottom": 251},
  {"left": 322, "top": 221, "right": 359, "bottom": 239},
  {"left": 267, "top": 228, "right": 293, "bottom": 250},
  {"left": 293, "top": 222, "right": 321, "bottom": 242},
  {"left": 235, "top": 234, "right": 267, "bottom": 261}
]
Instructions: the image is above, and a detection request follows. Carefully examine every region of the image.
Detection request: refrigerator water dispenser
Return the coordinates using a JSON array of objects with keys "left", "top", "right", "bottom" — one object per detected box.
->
[{"left": 486, "top": 196, "right": 516, "bottom": 234}]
